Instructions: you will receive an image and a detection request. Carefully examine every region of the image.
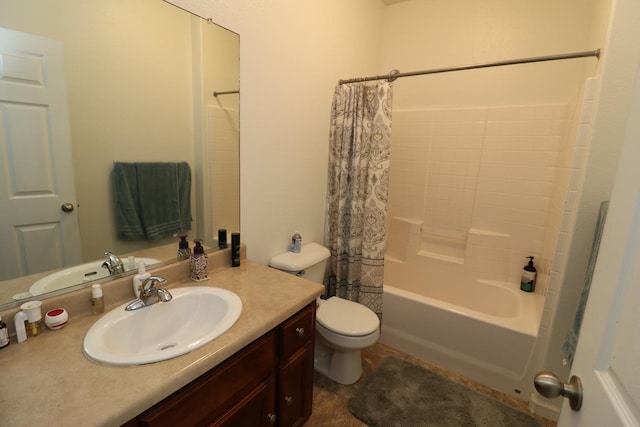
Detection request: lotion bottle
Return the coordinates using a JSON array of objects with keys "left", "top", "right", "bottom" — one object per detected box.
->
[
  {"left": 133, "top": 261, "right": 151, "bottom": 298},
  {"left": 91, "top": 284, "right": 104, "bottom": 314},
  {"left": 520, "top": 256, "right": 537, "bottom": 292}
]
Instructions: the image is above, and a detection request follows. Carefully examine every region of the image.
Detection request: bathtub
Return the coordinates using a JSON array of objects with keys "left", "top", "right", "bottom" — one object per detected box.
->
[{"left": 380, "top": 260, "right": 544, "bottom": 398}]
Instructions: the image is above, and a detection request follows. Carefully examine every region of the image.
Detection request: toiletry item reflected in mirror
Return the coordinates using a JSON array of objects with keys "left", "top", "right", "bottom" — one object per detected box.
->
[{"left": 0, "top": 0, "right": 240, "bottom": 307}]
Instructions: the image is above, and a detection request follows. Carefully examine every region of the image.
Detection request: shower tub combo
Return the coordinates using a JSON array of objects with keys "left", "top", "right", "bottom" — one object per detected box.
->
[{"left": 380, "top": 255, "right": 544, "bottom": 398}]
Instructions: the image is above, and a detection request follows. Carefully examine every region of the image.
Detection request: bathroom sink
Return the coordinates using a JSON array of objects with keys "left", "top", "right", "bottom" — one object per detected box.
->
[
  {"left": 83, "top": 286, "right": 242, "bottom": 366},
  {"left": 28, "top": 258, "right": 161, "bottom": 296}
]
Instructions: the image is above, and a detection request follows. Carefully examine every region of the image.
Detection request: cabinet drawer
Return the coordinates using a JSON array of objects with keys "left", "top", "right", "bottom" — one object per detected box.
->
[
  {"left": 279, "top": 303, "right": 314, "bottom": 360},
  {"left": 137, "top": 331, "right": 277, "bottom": 427}
]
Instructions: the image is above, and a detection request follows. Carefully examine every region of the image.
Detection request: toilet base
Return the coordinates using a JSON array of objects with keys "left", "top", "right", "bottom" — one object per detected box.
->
[{"left": 314, "top": 339, "right": 363, "bottom": 385}]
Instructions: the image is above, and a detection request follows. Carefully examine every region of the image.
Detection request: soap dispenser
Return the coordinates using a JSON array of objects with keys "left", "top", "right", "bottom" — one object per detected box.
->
[
  {"left": 190, "top": 239, "right": 209, "bottom": 281},
  {"left": 133, "top": 261, "right": 151, "bottom": 298},
  {"left": 177, "top": 234, "right": 191, "bottom": 260},
  {"left": 520, "top": 256, "right": 537, "bottom": 292}
]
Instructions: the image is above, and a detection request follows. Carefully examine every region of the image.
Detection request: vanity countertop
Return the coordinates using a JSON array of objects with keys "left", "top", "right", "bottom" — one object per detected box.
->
[{"left": 0, "top": 260, "right": 323, "bottom": 427}]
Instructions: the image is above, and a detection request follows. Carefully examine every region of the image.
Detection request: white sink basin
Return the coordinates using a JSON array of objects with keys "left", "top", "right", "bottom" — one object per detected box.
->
[
  {"left": 29, "top": 258, "right": 161, "bottom": 296},
  {"left": 83, "top": 287, "right": 242, "bottom": 366}
]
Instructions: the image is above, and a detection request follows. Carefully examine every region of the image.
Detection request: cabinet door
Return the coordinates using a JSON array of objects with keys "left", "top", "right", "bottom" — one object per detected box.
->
[
  {"left": 278, "top": 343, "right": 313, "bottom": 427},
  {"left": 135, "top": 331, "right": 277, "bottom": 427},
  {"left": 212, "top": 378, "right": 276, "bottom": 427}
]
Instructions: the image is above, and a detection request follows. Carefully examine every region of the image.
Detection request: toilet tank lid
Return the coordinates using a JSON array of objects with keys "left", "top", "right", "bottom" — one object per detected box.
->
[{"left": 268, "top": 242, "right": 330, "bottom": 272}]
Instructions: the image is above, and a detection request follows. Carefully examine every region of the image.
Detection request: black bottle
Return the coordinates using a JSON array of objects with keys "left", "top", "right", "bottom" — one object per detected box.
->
[
  {"left": 231, "top": 232, "right": 240, "bottom": 267},
  {"left": 218, "top": 229, "right": 228, "bottom": 249}
]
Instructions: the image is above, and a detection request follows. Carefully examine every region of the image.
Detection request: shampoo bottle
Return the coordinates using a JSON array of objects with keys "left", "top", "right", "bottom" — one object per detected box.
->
[
  {"left": 520, "top": 256, "right": 537, "bottom": 292},
  {"left": 190, "top": 239, "right": 209, "bottom": 281},
  {"left": 133, "top": 261, "right": 151, "bottom": 298}
]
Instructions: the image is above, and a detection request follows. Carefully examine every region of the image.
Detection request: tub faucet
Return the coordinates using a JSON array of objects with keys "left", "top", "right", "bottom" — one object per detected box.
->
[
  {"left": 102, "top": 252, "right": 125, "bottom": 275},
  {"left": 125, "top": 276, "right": 173, "bottom": 311}
]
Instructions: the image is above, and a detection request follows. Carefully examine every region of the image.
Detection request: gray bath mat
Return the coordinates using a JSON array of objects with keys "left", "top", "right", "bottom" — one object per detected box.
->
[{"left": 348, "top": 357, "right": 540, "bottom": 427}]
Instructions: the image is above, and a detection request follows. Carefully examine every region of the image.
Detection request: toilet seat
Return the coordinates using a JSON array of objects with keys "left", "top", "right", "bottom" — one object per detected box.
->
[{"left": 317, "top": 297, "right": 379, "bottom": 337}]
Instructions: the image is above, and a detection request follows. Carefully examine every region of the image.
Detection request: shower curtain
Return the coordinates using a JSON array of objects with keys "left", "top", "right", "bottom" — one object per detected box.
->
[{"left": 324, "top": 81, "right": 393, "bottom": 318}]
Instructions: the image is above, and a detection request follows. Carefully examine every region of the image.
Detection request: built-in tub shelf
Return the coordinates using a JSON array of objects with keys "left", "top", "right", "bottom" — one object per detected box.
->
[
  {"left": 419, "top": 232, "right": 466, "bottom": 264},
  {"left": 416, "top": 250, "right": 464, "bottom": 264}
]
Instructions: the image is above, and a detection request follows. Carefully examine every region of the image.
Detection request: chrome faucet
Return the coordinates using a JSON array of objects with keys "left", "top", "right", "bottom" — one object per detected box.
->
[
  {"left": 125, "top": 276, "right": 173, "bottom": 311},
  {"left": 102, "top": 252, "right": 125, "bottom": 275}
]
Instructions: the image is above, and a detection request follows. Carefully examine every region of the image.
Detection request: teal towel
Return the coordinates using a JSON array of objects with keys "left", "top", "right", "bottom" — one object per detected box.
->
[
  {"left": 114, "top": 162, "right": 192, "bottom": 241},
  {"left": 561, "top": 200, "right": 609, "bottom": 366}
]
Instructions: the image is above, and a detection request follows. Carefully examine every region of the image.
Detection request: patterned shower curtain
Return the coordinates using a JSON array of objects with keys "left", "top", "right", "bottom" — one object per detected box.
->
[{"left": 325, "top": 81, "right": 393, "bottom": 318}]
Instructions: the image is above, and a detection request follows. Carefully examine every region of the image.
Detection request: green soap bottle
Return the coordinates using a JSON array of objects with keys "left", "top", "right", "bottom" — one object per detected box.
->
[{"left": 520, "top": 256, "right": 537, "bottom": 292}]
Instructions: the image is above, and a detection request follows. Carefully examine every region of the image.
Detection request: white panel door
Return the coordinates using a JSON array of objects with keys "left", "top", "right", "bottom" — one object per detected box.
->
[
  {"left": 0, "top": 27, "right": 81, "bottom": 281},
  {"left": 558, "top": 55, "right": 640, "bottom": 427}
]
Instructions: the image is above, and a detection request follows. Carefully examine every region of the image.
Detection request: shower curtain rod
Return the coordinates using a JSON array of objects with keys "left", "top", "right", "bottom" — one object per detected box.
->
[
  {"left": 213, "top": 90, "right": 240, "bottom": 97},
  {"left": 338, "top": 49, "right": 601, "bottom": 85}
]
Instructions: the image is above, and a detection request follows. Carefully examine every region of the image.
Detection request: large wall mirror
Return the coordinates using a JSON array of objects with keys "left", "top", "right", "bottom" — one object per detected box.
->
[{"left": 0, "top": 0, "right": 240, "bottom": 307}]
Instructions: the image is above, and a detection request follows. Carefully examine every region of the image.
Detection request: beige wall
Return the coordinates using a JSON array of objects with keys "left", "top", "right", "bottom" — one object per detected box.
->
[
  {"left": 380, "top": 0, "right": 597, "bottom": 109},
  {"left": 168, "top": 0, "right": 387, "bottom": 264}
]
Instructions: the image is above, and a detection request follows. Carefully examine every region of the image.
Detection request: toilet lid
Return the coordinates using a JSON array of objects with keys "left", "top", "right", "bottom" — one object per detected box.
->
[{"left": 317, "top": 297, "right": 379, "bottom": 337}]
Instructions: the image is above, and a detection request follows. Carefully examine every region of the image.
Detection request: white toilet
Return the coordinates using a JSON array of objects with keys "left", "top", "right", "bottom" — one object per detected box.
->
[{"left": 269, "top": 242, "right": 380, "bottom": 385}]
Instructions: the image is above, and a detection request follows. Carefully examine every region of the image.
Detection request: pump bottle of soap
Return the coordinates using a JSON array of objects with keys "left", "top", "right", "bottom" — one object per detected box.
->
[
  {"left": 133, "top": 261, "right": 151, "bottom": 298},
  {"left": 190, "top": 239, "right": 209, "bottom": 281},
  {"left": 177, "top": 234, "right": 191, "bottom": 260},
  {"left": 520, "top": 256, "right": 537, "bottom": 292}
]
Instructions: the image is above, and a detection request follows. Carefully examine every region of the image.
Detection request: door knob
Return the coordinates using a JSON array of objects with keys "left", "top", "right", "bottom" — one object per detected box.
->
[
  {"left": 61, "top": 203, "right": 75, "bottom": 213},
  {"left": 534, "top": 371, "right": 583, "bottom": 411}
]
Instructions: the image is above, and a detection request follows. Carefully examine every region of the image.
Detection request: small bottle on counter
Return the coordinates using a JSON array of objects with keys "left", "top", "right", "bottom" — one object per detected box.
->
[
  {"left": 0, "top": 315, "right": 9, "bottom": 349},
  {"left": 91, "top": 284, "right": 104, "bottom": 314},
  {"left": 177, "top": 234, "right": 191, "bottom": 260},
  {"left": 190, "top": 239, "right": 209, "bottom": 281},
  {"left": 231, "top": 232, "right": 240, "bottom": 267}
]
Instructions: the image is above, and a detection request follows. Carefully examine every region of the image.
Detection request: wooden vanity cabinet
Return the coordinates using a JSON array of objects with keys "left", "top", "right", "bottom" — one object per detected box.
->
[
  {"left": 123, "top": 303, "right": 315, "bottom": 427},
  {"left": 277, "top": 304, "right": 315, "bottom": 427}
]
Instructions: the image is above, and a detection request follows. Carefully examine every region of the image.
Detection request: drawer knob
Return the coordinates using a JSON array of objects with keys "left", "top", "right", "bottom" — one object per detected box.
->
[
  {"left": 295, "top": 327, "right": 305, "bottom": 337},
  {"left": 267, "top": 413, "right": 277, "bottom": 424},
  {"left": 285, "top": 396, "right": 294, "bottom": 406}
]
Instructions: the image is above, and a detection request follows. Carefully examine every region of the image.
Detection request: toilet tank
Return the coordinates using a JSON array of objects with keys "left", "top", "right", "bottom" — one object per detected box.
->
[{"left": 268, "top": 242, "right": 330, "bottom": 283}]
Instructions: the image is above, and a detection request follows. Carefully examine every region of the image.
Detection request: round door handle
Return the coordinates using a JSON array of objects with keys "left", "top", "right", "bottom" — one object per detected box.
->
[
  {"left": 61, "top": 203, "right": 75, "bottom": 213},
  {"left": 285, "top": 396, "right": 293, "bottom": 405},
  {"left": 296, "top": 327, "right": 305, "bottom": 337},
  {"left": 534, "top": 371, "right": 583, "bottom": 411},
  {"left": 267, "top": 413, "right": 277, "bottom": 424}
]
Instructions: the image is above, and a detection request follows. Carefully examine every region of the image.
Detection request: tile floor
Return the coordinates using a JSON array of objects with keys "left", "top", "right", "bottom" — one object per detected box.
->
[{"left": 306, "top": 343, "right": 557, "bottom": 427}]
